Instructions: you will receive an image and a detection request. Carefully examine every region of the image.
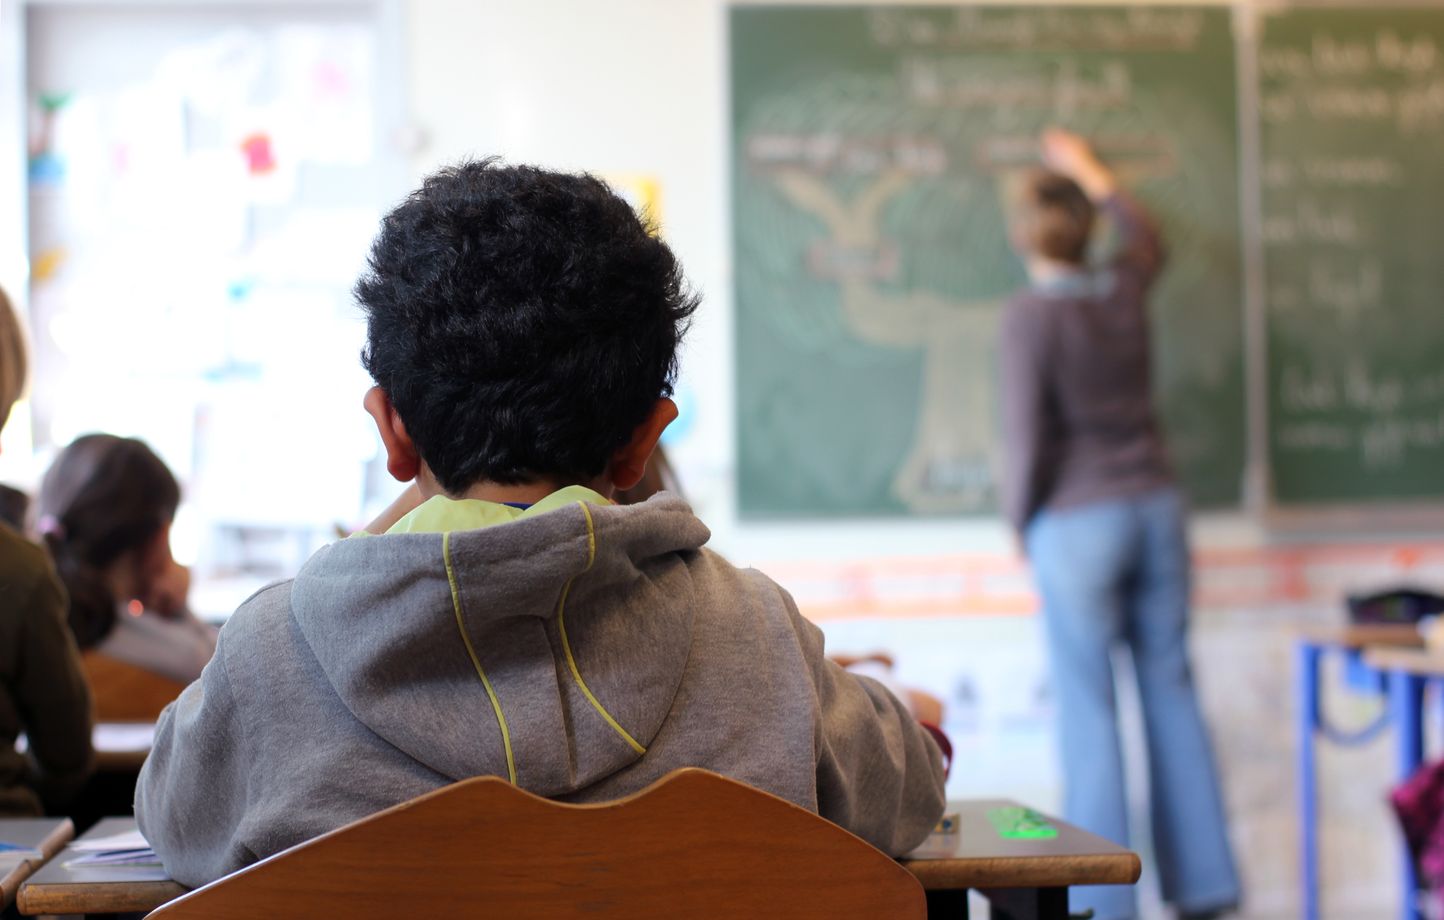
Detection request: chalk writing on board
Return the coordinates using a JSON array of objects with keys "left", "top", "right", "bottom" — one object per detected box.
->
[
  {"left": 1262, "top": 10, "right": 1444, "bottom": 502},
  {"left": 869, "top": 8, "right": 1207, "bottom": 52},
  {"left": 742, "top": 99, "right": 1195, "bottom": 514},
  {"left": 734, "top": 6, "right": 1245, "bottom": 516},
  {"left": 900, "top": 58, "right": 1132, "bottom": 115},
  {"left": 1263, "top": 156, "right": 1405, "bottom": 189}
]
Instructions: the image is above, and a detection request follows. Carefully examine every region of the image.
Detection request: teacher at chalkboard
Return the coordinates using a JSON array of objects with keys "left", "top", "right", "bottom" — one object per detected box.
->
[{"left": 998, "top": 130, "right": 1240, "bottom": 920}]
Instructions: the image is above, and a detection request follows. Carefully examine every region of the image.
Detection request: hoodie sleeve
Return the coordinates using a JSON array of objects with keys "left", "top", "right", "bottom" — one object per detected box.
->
[
  {"left": 780, "top": 590, "right": 947, "bottom": 855},
  {"left": 135, "top": 626, "right": 256, "bottom": 888},
  {"left": 15, "top": 568, "right": 93, "bottom": 807}
]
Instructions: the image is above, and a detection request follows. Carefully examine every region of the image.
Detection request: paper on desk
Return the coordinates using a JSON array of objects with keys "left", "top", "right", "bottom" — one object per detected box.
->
[
  {"left": 70, "top": 829, "right": 150, "bottom": 852},
  {"left": 65, "top": 828, "right": 162, "bottom": 867},
  {"left": 0, "top": 841, "right": 44, "bottom": 867},
  {"left": 93, "top": 723, "right": 157, "bottom": 751},
  {"left": 17, "top": 722, "right": 156, "bottom": 754},
  {"left": 66, "top": 849, "right": 162, "bottom": 868}
]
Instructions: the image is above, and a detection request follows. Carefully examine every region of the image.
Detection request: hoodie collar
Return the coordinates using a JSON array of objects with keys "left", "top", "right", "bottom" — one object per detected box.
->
[
  {"left": 385, "top": 485, "right": 613, "bottom": 535},
  {"left": 290, "top": 492, "right": 708, "bottom": 795}
]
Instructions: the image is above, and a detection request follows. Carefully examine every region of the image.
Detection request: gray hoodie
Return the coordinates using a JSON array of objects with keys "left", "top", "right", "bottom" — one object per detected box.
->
[{"left": 136, "top": 493, "right": 946, "bottom": 887}]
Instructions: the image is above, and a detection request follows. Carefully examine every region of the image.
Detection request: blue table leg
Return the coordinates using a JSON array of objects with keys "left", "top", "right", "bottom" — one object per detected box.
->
[
  {"left": 1389, "top": 670, "right": 1426, "bottom": 920},
  {"left": 1298, "top": 642, "right": 1321, "bottom": 920}
]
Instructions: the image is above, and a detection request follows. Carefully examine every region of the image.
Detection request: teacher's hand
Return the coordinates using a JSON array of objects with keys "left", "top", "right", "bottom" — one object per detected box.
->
[{"left": 1041, "top": 127, "right": 1117, "bottom": 200}]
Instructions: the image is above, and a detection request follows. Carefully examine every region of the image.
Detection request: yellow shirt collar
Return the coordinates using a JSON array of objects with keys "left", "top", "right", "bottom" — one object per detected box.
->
[{"left": 384, "top": 485, "right": 613, "bottom": 535}]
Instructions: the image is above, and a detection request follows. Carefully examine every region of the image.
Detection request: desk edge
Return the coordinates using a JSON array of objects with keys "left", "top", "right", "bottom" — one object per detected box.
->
[
  {"left": 0, "top": 819, "right": 75, "bottom": 909},
  {"left": 903, "top": 851, "right": 1143, "bottom": 889},
  {"left": 18, "top": 878, "right": 189, "bottom": 915}
]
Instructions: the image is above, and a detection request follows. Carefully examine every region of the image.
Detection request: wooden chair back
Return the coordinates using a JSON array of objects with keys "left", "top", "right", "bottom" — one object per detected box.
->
[
  {"left": 146, "top": 768, "right": 926, "bottom": 919},
  {"left": 81, "top": 652, "right": 186, "bottom": 722}
]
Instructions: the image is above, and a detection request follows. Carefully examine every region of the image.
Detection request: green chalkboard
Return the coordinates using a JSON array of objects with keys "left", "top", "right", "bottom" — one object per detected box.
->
[
  {"left": 1260, "top": 8, "right": 1444, "bottom": 506},
  {"left": 732, "top": 5, "right": 1245, "bottom": 518}
]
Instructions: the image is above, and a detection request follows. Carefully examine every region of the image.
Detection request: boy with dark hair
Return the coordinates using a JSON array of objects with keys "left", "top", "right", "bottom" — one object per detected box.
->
[{"left": 136, "top": 160, "right": 947, "bottom": 887}]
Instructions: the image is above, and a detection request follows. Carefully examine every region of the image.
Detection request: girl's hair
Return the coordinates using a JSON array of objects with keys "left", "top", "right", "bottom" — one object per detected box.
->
[
  {"left": 37, "top": 434, "right": 180, "bottom": 649},
  {"left": 0, "top": 285, "right": 28, "bottom": 432}
]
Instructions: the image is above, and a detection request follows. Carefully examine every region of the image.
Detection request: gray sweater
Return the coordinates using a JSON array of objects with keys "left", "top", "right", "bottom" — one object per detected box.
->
[
  {"left": 135, "top": 493, "right": 946, "bottom": 886},
  {"left": 999, "top": 192, "right": 1173, "bottom": 534}
]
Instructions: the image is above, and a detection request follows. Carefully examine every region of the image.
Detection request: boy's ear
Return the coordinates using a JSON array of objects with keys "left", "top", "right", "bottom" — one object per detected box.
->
[
  {"left": 364, "top": 386, "right": 421, "bottom": 483},
  {"left": 609, "top": 398, "right": 679, "bottom": 492}
]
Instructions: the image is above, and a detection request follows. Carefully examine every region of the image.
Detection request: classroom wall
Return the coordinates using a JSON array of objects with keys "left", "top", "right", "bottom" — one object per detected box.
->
[{"left": 413, "top": 1, "right": 1430, "bottom": 916}]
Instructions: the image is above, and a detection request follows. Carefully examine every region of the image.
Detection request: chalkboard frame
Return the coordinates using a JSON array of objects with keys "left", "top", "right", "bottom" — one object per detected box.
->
[
  {"left": 731, "top": 2, "right": 1251, "bottom": 520},
  {"left": 727, "top": 0, "right": 1444, "bottom": 534}
]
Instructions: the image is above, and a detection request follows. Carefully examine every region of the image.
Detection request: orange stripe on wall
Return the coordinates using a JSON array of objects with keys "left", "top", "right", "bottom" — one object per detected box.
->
[{"left": 772, "top": 542, "right": 1444, "bottom": 622}]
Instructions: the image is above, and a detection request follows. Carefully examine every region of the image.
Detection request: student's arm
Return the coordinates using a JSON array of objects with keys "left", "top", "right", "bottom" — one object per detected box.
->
[
  {"left": 15, "top": 571, "right": 94, "bottom": 807},
  {"left": 135, "top": 630, "right": 254, "bottom": 888},
  {"left": 1042, "top": 128, "right": 1165, "bottom": 287},
  {"left": 999, "top": 303, "right": 1051, "bottom": 540},
  {"left": 786, "top": 594, "right": 947, "bottom": 855}
]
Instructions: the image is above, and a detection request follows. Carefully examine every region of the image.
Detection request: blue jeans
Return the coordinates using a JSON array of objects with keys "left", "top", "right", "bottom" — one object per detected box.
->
[{"left": 1027, "top": 488, "right": 1240, "bottom": 920}]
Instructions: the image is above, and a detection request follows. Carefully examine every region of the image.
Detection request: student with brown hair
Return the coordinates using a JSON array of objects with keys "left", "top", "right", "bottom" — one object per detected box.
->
[
  {"left": 36, "top": 435, "right": 216, "bottom": 688},
  {"left": 999, "top": 130, "right": 1239, "bottom": 920},
  {"left": 0, "top": 285, "right": 93, "bottom": 816}
]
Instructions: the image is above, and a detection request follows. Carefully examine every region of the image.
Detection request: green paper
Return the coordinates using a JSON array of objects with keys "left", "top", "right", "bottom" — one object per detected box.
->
[{"left": 987, "top": 806, "right": 1058, "bottom": 840}]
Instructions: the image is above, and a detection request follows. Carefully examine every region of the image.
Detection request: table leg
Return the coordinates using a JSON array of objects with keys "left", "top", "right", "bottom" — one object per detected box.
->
[
  {"left": 924, "top": 888, "right": 969, "bottom": 919},
  {"left": 977, "top": 887, "right": 1067, "bottom": 920},
  {"left": 1297, "top": 641, "right": 1321, "bottom": 920},
  {"left": 1389, "top": 669, "right": 1426, "bottom": 920}
]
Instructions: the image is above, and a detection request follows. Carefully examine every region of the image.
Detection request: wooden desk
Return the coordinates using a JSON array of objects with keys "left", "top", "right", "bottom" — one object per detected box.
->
[
  {"left": 82, "top": 651, "right": 186, "bottom": 722},
  {"left": 1361, "top": 642, "right": 1444, "bottom": 920},
  {"left": 904, "top": 799, "right": 1139, "bottom": 919},
  {"left": 1296, "top": 622, "right": 1427, "bottom": 920},
  {"left": 0, "top": 818, "right": 72, "bottom": 909},
  {"left": 18, "top": 803, "right": 1136, "bottom": 919},
  {"left": 903, "top": 799, "right": 1137, "bottom": 888},
  {"left": 17, "top": 817, "right": 185, "bottom": 916},
  {"left": 1366, "top": 646, "right": 1444, "bottom": 677},
  {"left": 1296, "top": 622, "right": 1424, "bottom": 650}
]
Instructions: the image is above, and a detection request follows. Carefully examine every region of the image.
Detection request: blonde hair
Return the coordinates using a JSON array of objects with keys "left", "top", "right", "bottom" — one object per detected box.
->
[
  {"left": 0, "top": 286, "right": 27, "bottom": 431},
  {"left": 1010, "top": 170, "right": 1096, "bottom": 265}
]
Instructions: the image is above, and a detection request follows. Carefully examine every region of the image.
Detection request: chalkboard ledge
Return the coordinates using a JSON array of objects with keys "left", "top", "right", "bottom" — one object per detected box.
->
[{"left": 1264, "top": 503, "right": 1444, "bottom": 538}]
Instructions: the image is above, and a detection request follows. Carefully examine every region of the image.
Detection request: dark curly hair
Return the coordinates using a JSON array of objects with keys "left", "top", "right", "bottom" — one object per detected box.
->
[{"left": 356, "top": 160, "right": 698, "bottom": 493}]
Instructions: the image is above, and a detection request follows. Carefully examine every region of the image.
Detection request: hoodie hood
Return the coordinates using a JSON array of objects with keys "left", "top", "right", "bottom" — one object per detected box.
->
[{"left": 289, "top": 491, "right": 709, "bottom": 797}]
